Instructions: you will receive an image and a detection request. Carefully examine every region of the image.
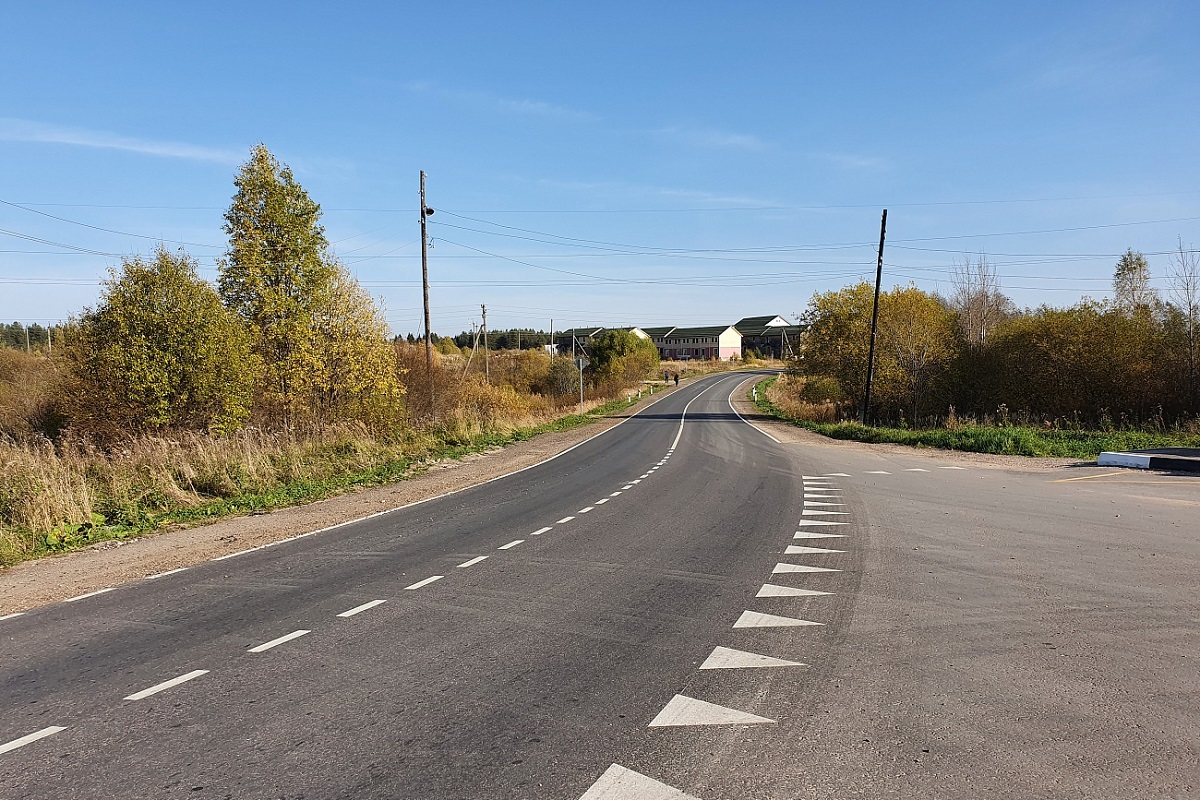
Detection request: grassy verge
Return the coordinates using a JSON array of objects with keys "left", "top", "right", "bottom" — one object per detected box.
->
[
  {"left": 0, "top": 392, "right": 650, "bottom": 567},
  {"left": 751, "top": 376, "right": 1200, "bottom": 459}
]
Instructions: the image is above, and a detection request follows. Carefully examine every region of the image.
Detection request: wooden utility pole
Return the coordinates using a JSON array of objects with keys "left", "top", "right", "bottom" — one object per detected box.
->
[
  {"left": 420, "top": 171, "right": 434, "bottom": 412},
  {"left": 481, "top": 304, "right": 489, "bottom": 383},
  {"left": 24, "top": 325, "right": 30, "bottom": 353},
  {"left": 861, "top": 209, "right": 888, "bottom": 425}
]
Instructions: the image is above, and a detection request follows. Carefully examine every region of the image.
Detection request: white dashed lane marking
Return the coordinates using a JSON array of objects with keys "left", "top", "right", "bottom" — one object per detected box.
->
[
  {"left": 649, "top": 694, "right": 775, "bottom": 727},
  {"left": 557, "top": 516, "right": 576, "bottom": 524},
  {"left": 337, "top": 599, "right": 387, "bottom": 617},
  {"left": 802, "top": 509, "right": 848, "bottom": 516},
  {"left": 823, "top": 472, "right": 852, "bottom": 477},
  {"left": 610, "top": 491, "right": 623, "bottom": 497},
  {"left": 578, "top": 506, "right": 594, "bottom": 514},
  {"left": 864, "top": 470, "right": 890, "bottom": 474},
  {"left": 773, "top": 562, "right": 840, "bottom": 573},
  {"left": 595, "top": 498, "right": 609, "bottom": 505},
  {"left": 404, "top": 575, "right": 444, "bottom": 590},
  {"left": 700, "top": 646, "right": 805, "bottom": 670},
  {"left": 248, "top": 630, "right": 310, "bottom": 653},
  {"left": 124, "top": 669, "right": 209, "bottom": 700},
  {"left": 621, "top": 485, "right": 633, "bottom": 490},
  {"left": 794, "top": 530, "right": 846, "bottom": 538},
  {"left": 531, "top": 527, "right": 552, "bottom": 536},
  {"left": 906, "top": 468, "right": 930, "bottom": 472},
  {"left": 940, "top": 466, "right": 967, "bottom": 469},
  {"left": 0, "top": 726, "right": 67, "bottom": 756},
  {"left": 796, "top": 520, "right": 847, "bottom": 527},
  {"left": 757, "top": 583, "right": 832, "bottom": 597},
  {"left": 734, "top": 610, "right": 823, "bottom": 628},
  {"left": 578, "top": 764, "right": 699, "bottom": 800},
  {"left": 803, "top": 501, "right": 844, "bottom": 507},
  {"left": 498, "top": 540, "right": 524, "bottom": 550},
  {"left": 785, "top": 545, "right": 845, "bottom": 555},
  {"left": 457, "top": 556, "right": 488, "bottom": 568}
]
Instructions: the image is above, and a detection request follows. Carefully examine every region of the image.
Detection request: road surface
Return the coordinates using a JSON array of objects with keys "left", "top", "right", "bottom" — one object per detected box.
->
[{"left": 1, "top": 372, "right": 1195, "bottom": 798}]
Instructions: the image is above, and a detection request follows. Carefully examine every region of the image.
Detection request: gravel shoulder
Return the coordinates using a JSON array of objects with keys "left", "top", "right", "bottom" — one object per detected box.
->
[{"left": 0, "top": 385, "right": 687, "bottom": 614}]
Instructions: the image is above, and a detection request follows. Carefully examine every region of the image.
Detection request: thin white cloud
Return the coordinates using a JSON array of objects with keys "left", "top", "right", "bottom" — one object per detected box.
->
[
  {"left": 404, "top": 82, "right": 594, "bottom": 121},
  {"left": 656, "top": 126, "right": 767, "bottom": 151},
  {"left": 815, "top": 152, "right": 888, "bottom": 171},
  {"left": 534, "top": 176, "right": 776, "bottom": 207},
  {"left": 0, "top": 118, "right": 244, "bottom": 163}
]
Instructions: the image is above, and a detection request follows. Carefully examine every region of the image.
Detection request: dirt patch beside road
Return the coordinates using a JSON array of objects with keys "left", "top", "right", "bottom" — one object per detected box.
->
[{"left": 0, "top": 384, "right": 686, "bottom": 614}]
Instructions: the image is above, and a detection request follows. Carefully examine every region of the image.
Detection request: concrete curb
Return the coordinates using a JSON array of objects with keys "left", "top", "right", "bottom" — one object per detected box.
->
[{"left": 1098, "top": 451, "right": 1200, "bottom": 473}]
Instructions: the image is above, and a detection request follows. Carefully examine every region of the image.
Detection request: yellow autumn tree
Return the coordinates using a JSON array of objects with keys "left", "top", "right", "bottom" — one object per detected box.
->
[
  {"left": 218, "top": 145, "right": 402, "bottom": 425},
  {"left": 800, "top": 282, "right": 957, "bottom": 422}
]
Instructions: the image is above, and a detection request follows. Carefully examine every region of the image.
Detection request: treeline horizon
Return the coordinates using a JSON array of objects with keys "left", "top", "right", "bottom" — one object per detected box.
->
[{"left": 795, "top": 247, "right": 1200, "bottom": 429}]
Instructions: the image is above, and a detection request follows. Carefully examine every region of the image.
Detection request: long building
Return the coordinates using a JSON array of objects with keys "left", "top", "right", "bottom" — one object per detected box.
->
[{"left": 550, "top": 316, "right": 801, "bottom": 361}]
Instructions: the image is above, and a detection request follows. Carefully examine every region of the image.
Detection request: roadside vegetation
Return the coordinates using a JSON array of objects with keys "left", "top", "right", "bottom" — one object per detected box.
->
[
  {"left": 0, "top": 145, "right": 675, "bottom": 567},
  {"left": 754, "top": 376, "right": 1200, "bottom": 458},
  {"left": 761, "top": 247, "right": 1200, "bottom": 457}
]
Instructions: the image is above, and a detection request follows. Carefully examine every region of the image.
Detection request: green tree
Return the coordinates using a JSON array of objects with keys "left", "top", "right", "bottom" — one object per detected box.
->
[
  {"left": 218, "top": 145, "right": 400, "bottom": 423},
  {"left": 67, "top": 247, "right": 258, "bottom": 435},
  {"left": 587, "top": 329, "right": 660, "bottom": 387},
  {"left": 1113, "top": 248, "right": 1156, "bottom": 314}
]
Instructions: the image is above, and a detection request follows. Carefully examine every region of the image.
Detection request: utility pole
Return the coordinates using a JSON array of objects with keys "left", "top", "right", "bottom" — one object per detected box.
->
[
  {"left": 420, "top": 171, "right": 435, "bottom": 413},
  {"left": 24, "top": 324, "right": 30, "bottom": 353},
  {"left": 861, "top": 209, "right": 888, "bottom": 425},
  {"left": 481, "top": 304, "right": 489, "bottom": 383}
]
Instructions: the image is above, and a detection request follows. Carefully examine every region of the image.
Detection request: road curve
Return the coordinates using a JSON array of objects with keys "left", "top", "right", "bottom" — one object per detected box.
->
[{"left": 1, "top": 371, "right": 1195, "bottom": 799}]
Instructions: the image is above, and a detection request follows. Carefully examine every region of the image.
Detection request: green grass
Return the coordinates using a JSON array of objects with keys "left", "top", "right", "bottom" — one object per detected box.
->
[
  {"left": 751, "top": 377, "right": 1200, "bottom": 459},
  {"left": 0, "top": 392, "right": 648, "bottom": 567}
]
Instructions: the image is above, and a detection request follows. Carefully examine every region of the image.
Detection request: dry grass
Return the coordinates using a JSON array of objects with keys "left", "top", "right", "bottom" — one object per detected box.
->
[
  {"left": 0, "top": 348, "right": 653, "bottom": 565},
  {"left": 764, "top": 374, "right": 839, "bottom": 423}
]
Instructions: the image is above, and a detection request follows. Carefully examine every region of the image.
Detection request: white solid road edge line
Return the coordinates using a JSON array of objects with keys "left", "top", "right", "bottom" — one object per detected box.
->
[
  {"left": 405, "top": 575, "right": 444, "bottom": 590},
  {"left": 0, "top": 726, "right": 68, "bottom": 756},
  {"left": 0, "top": 612, "right": 26, "bottom": 621},
  {"left": 727, "top": 377, "right": 782, "bottom": 443},
  {"left": 64, "top": 587, "right": 116, "bottom": 603},
  {"left": 144, "top": 567, "right": 189, "bottom": 580},
  {"left": 248, "top": 630, "right": 311, "bottom": 653},
  {"left": 124, "top": 669, "right": 209, "bottom": 701},
  {"left": 337, "top": 599, "right": 387, "bottom": 618}
]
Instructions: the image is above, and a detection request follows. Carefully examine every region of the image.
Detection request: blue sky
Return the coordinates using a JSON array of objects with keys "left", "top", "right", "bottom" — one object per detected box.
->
[{"left": 2, "top": 1, "right": 1198, "bottom": 336}]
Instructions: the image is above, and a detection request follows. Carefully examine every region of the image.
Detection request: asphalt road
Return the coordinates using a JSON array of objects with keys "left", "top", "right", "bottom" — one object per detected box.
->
[{"left": 1, "top": 372, "right": 1196, "bottom": 799}]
